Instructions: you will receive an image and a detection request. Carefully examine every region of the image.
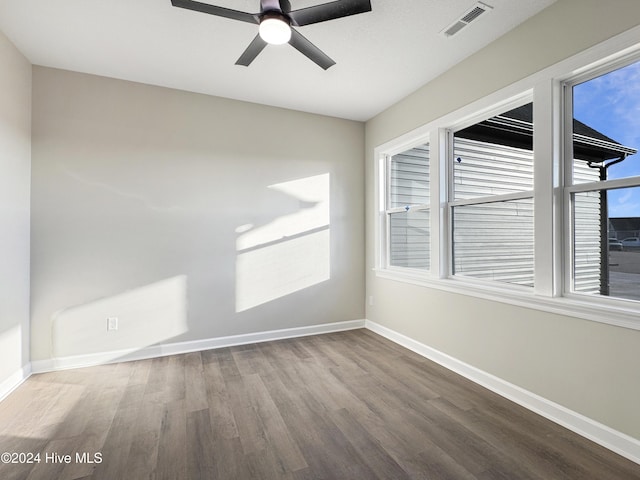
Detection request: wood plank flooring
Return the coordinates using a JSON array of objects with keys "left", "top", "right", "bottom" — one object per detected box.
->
[{"left": 0, "top": 329, "right": 639, "bottom": 479}]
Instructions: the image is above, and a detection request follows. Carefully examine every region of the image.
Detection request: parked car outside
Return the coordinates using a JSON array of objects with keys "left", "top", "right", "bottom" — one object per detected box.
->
[
  {"left": 609, "top": 238, "right": 623, "bottom": 251},
  {"left": 621, "top": 237, "right": 640, "bottom": 249}
]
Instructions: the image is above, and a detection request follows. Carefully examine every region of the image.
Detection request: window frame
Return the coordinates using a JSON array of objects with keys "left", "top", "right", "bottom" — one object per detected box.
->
[
  {"left": 374, "top": 24, "right": 640, "bottom": 331},
  {"left": 446, "top": 98, "right": 536, "bottom": 288},
  {"left": 562, "top": 57, "right": 640, "bottom": 306},
  {"left": 377, "top": 134, "right": 432, "bottom": 275}
]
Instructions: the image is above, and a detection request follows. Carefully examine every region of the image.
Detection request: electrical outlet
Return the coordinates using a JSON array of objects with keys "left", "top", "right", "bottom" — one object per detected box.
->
[{"left": 107, "top": 317, "right": 118, "bottom": 331}]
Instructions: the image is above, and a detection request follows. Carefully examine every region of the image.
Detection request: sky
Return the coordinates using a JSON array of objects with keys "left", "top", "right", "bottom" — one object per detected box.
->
[{"left": 573, "top": 59, "right": 640, "bottom": 218}]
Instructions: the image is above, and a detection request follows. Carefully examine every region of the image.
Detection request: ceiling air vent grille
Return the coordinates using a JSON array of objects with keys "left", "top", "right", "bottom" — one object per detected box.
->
[
  {"left": 442, "top": 2, "right": 493, "bottom": 37},
  {"left": 461, "top": 6, "right": 487, "bottom": 23}
]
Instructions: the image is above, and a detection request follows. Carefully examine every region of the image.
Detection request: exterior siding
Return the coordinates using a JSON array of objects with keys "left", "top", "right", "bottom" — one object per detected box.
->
[
  {"left": 573, "top": 178, "right": 602, "bottom": 294},
  {"left": 389, "top": 144, "right": 430, "bottom": 269},
  {"left": 453, "top": 198, "right": 534, "bottom": 285},
  {"left": 389, "top": 144, "right": 430, "bottom": 207},
  {"left": 452, "top": 138, "right": 535, "bottom": 286},
  {"left": 453, "top": 139, "right": 534, "bottom": 199},
  {"left": 388, "top": 138, "right": 601, "bottom": 291}
]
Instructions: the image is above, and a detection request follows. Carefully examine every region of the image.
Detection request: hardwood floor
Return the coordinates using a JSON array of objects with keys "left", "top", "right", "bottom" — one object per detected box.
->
[{"left": 1, "top": 329, "right": 638, "bottom": 479}]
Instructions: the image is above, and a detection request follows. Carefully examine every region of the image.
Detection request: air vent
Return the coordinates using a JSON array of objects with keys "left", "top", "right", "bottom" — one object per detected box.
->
[{"left": 442, "top": 2, "right": 493, "bottom": 37}]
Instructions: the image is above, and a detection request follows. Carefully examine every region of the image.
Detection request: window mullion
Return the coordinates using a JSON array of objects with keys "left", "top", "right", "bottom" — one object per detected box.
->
[
  {"left": 566, "top": 176, "right": 640, "bottom": 194},
  {"left": 430, "top": 129, "right": 442, "bottom": 278},
  {"left": 449, "top": 191, "right": 533, "bottom": 208},
  {"left": 443, "top": 129, "right": 454, "bottom": 279},
  {"left": 562, "top": 82, "right": 575, "bottom": 297},
  {"left": 533, "top": 78, "right": 560, "bottom": 297}
]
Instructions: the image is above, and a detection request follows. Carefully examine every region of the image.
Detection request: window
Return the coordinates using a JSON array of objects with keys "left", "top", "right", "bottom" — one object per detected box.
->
[
  {"left": 385, "top": 143, "right": 430, "bottom": 270},
  {"left": 566, "top": 59, "right": 640, "bottom": 302},
  {"left": 450, "top": 103, "right": 535, "bottom": 286},
  {"left": 375, "top": 30, "right": 640, "bottom": 329}
]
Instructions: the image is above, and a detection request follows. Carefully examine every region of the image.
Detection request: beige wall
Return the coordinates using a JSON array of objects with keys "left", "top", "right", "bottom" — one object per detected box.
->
[
  {"left": 365, "top": 0, "right": 640, "bottom": 439},
  {"left": 9, "top": 0, "right": 640, "bottom": 446},
  {"left": 31, "top": 67, "right": 364, "bottom": 362},
  {"left": 0, "top": 31, "right": 31, "bottom": 388}
]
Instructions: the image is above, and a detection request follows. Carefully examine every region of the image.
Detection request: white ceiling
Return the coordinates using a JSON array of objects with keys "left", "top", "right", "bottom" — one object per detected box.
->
[{"left": 0, "top": 0, "right": 556, "bottom": 121}]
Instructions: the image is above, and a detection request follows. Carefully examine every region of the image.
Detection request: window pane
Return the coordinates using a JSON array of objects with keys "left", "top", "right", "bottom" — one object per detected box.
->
[
  {"left": 573, "top": 187, "right": 640, "bottom": 301},
  {"left": 573, "top": 191, "right": 602, "bottom": 293},
  {"left": 389, "top": 144, "right": 429, "bottom": 208},
  {"left": 572, "top": 60, "right": 640, "bottom": 184},
  {"left": 389, "top": 209, "right": 430, "bottom": 269},
  {"left": 453, "top": 103, "right": 533, "bottom": 201},
  {"left": 452, "top": 198, "right": 533, "bottom": 286}
]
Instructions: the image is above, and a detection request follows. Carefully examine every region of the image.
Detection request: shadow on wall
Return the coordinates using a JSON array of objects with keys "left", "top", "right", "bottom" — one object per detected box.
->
[
  {"left": 46, "top": 173, "right": 332, "bottom": 362},
  {"left": 235, "top": 173, "right": 331, "bottom": 312}
]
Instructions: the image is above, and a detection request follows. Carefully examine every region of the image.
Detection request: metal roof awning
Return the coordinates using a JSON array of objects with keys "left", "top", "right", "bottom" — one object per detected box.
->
[{"left": 456, "top": 103, "right": 637, "bottom": 162}]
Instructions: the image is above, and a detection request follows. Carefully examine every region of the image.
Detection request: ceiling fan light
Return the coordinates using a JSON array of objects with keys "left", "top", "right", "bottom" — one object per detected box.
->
[{"left": 259, "top": 16, "right": 291, "bottom": 45}]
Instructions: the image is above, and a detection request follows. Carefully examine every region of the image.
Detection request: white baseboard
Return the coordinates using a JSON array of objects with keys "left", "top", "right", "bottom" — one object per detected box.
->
[
  {"left": 0, "top": 364, "right": 31, "bottom": 402},
  {"left": 19, "top": 317, "right": 640, "bottom": 465},
  {"left": 365, "top": 319, "right": 640, "bottom": 466},
  {"left": 31, "top": 319, "right": 366, "bottom": 373}
]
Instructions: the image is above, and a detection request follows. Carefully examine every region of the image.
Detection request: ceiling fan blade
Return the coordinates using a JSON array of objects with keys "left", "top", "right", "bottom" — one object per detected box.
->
[
  {"left": 171, "top": 0, "right": 259, "bottom": 24},
  {"left": 260, "top": 0, "right": 283, "bottom": 12},
  {"left": 289, "top": 28, "right": 335, "bottom": 70},
  {"left": 235, "top": 35, "right": 268, "bottom": 66},
  {"left": 288, "top": 0, "right": 371, "bottom": 27},
  {"left": 279, "top": 0, "right": 292, "bottom": 14}
]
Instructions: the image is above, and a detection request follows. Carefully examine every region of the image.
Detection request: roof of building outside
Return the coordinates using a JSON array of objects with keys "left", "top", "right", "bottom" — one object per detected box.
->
[{"left": 456, "top": 103, "right": 638, "bottom": 162}]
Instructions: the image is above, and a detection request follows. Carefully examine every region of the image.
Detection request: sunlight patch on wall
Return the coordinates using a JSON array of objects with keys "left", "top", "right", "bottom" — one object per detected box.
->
[
  {"left": 236, "top": 173, "right": 330, "bottom": 312},
  {"left": 52, "top": 275, "right": 188, "bottom": 359}
]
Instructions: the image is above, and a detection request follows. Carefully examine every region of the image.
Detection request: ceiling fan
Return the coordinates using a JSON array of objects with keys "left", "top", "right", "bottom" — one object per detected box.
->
[{"left": 171, "top": 0, "right": 372, "bottom": 69}]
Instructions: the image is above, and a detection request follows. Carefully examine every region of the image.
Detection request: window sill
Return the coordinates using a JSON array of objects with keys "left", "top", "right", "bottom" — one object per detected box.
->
[{"left": 374, "top": 268, "right": 640, "bottom": 331}]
